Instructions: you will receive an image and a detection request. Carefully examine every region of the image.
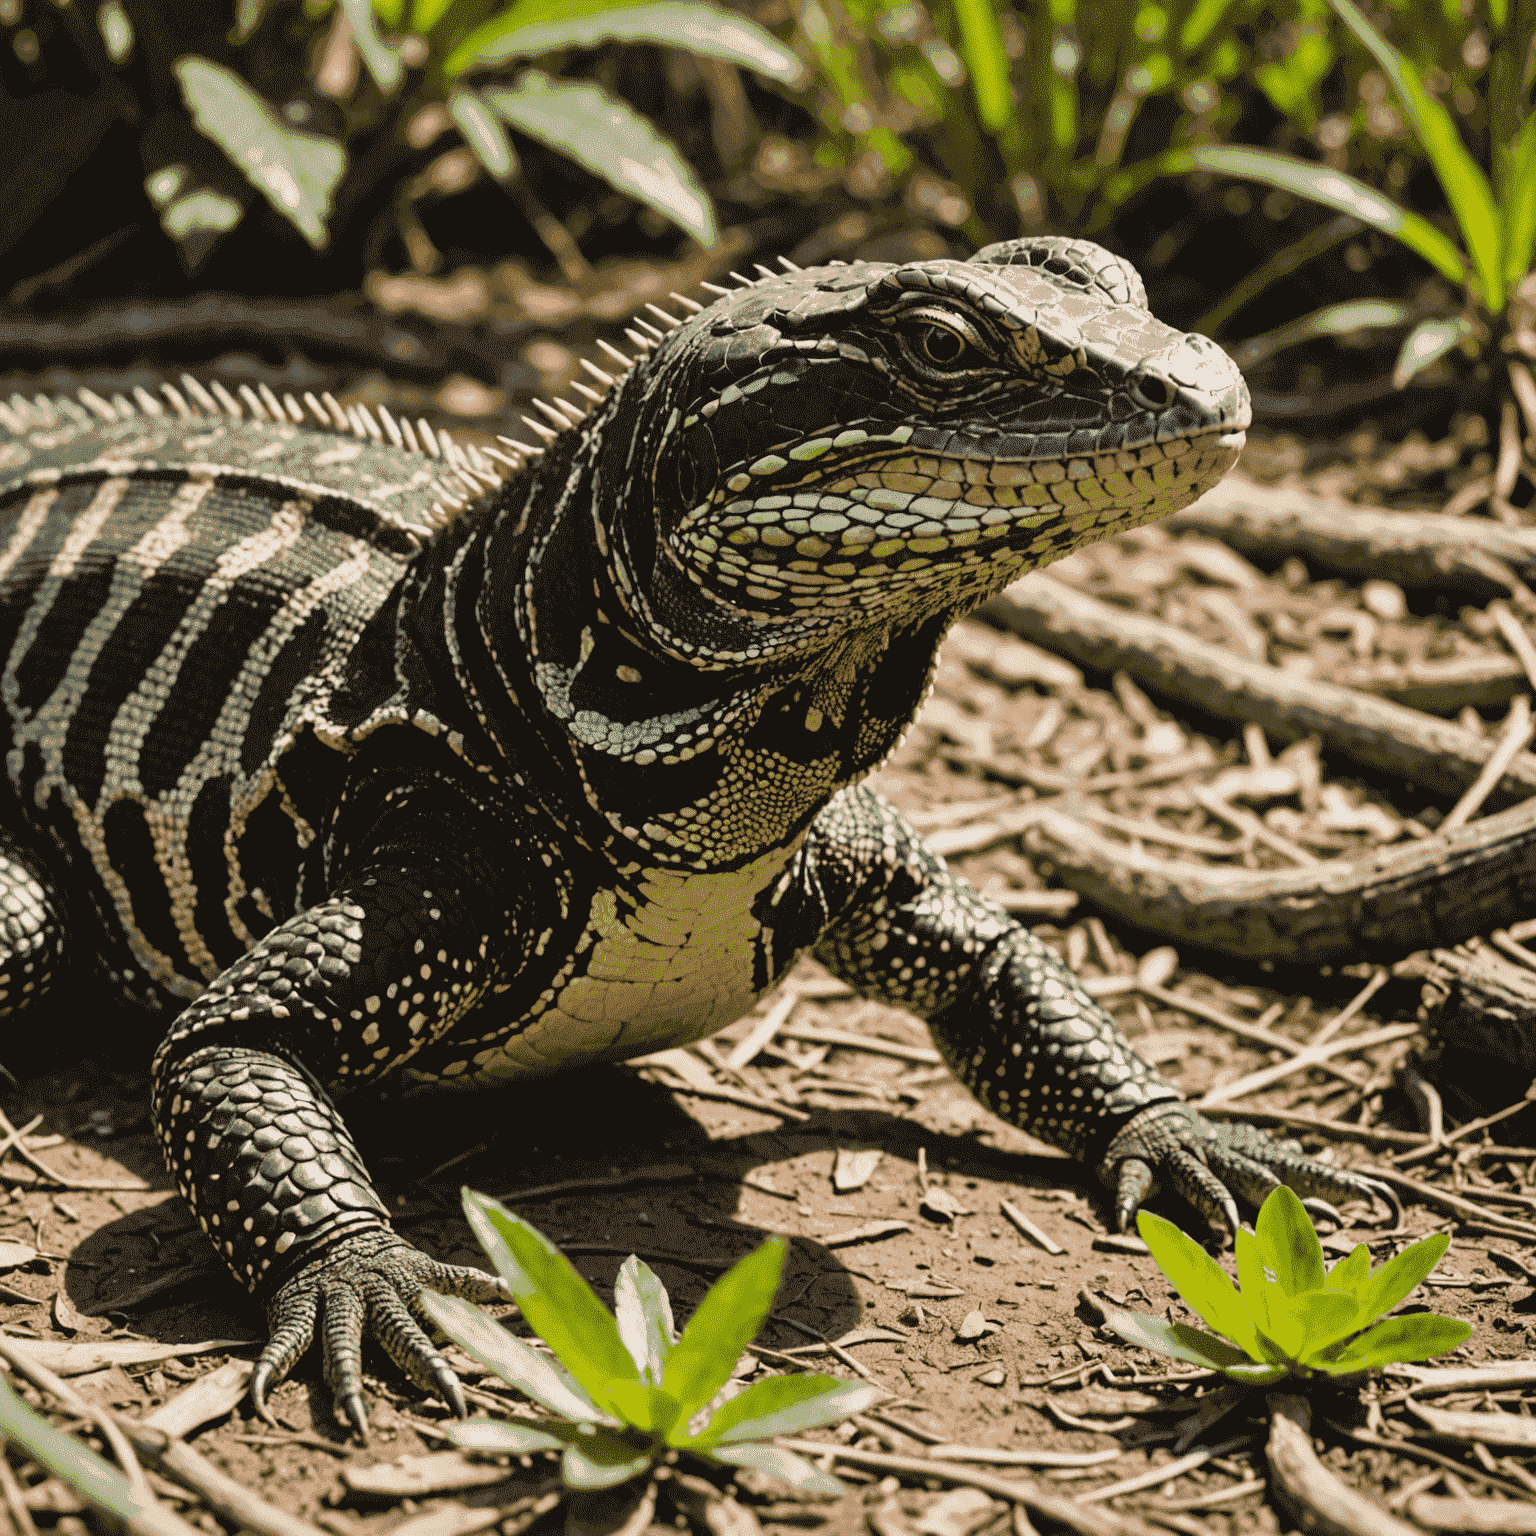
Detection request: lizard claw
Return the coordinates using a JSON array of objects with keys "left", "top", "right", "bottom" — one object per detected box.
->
[
  {"left": 1099, "top": 1102, "right": 1394, "bottom": 1243},
  {"left": 255, "top": 1227, "right": 507, "bottom": 1431}
]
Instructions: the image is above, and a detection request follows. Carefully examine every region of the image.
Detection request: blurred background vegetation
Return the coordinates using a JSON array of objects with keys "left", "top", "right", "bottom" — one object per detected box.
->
[{"left": 0, "top": 0, "right": 1532, "bottom": 439}]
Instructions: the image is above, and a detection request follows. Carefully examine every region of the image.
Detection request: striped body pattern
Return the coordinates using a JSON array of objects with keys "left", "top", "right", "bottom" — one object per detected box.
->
[{"left": 0, "top": 239, "right": 1390, "bottom": 1431}]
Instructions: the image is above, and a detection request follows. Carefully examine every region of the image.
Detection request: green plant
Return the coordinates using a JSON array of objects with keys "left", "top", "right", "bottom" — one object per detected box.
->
[
  {"left": 420, "top": 1191, "right": 880, "bottom": 1495},
  {"left": 1103, "top": 1186, "right": 1470, "bottom": 1384},
  {"left": 1146, "top": 0, "right": 1536, "bottom": 387}
]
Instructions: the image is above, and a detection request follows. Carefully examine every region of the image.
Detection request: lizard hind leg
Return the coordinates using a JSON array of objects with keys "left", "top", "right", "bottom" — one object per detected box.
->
[{"left": 0, "top": 839, "right": 66, "bottom": 1022}]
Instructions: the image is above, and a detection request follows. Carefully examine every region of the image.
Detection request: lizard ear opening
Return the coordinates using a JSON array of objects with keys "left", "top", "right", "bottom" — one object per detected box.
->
[{"left": 971, "top": 236, "right": 1149, "bottom": 312}]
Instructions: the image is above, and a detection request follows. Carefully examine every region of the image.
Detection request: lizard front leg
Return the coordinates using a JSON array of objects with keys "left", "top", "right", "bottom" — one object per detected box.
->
[
  {"left": 152, "top": 809, "right": 521, "bottom": 1433},
  {"left": 791, "top": 786, "right": 1394, "bottom": 1234}
]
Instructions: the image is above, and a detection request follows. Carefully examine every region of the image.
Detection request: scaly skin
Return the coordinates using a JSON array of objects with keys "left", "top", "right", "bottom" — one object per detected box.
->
[{"left": 0, "top": 238, "right": 1392, "bottom": 1432}]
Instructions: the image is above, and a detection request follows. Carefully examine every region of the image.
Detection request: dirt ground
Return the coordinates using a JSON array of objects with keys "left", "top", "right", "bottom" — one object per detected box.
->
[{"left": 4, "top": 424, "right": 1536, "bottom": 1536}]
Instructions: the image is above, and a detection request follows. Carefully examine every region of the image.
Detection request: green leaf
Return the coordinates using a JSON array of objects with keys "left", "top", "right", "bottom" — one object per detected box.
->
[
  {"left": 707, "top": 1442, "right": 847, "bottom": 1495},
  {"left": 420, "top": 1291, "right": 606, "bottom": 1422},
  {"left": 1178, "top": 145, "right": 1468, "bottom": 287},
  {"left": 1312, "top": 1313, "right": 1471, "bottom": 1374},
  {"left": 450, "top": 1415, "right": 574, "bottom": 1454},
  {"left": 172, "top": 56, "right": 346, "bottom": 249},
  {"left": 1178, "top": 0, "right": 1240, "bottom": 51},
  {"left": 693, "top": 1373, "right": 881, "bottom": 1447},
  {"left": 1234, "top": 1228, "right": 1290, "bottom": 1362},
  {"left": 446, "top": 0, "right": 804, "bottom": 85},
  {"left": 661, "top": 1236, "right": 787, "bottom": 1417},
  {"left": 1135, "top": 1210, "right": 1262, "bottom": 1359},
  {"left": 605, "top": 1381, "right": 683, "bottom": 1438},
  {"left": 1326, "top": 0, "right": 1503, "bottom": 310},
  {"left": 1288, "top": 1291, "right": 1364, "bottom": 1362},
  {"left": 1254, "top": 1186, "right": 1325, "bottom": 1296},
  {"left": 1325, "top": 1243, "right": 1372, "bottom": 1296},
  {"left": 484, "top": 74, "right": 716, "bottom": 244},
  {"left": 563, "top": 1427, "right": 655, "bottom": 1490},
  {"left": 0, "top": 1374, "right": 173, "bottom": 1530},
  {"left": 1101, "top": 1306, "right": 1266, "bottom": 1376},
  {"left": 1393, "top": 315, "right": 1473, "bottom": 387},
  {"left": 952, "top": 0, "right": 1011, "bottom": 132},
  {"left": 614, "top": 1255, "right": 674, "bottom": 1385},
  {"left": 1356, "top": 1232, "right": 1452, "bottom": 1326},
  {"left": 449, "top": 88, "right": 517, "bottom": 178},
  {"left": 341, "top": 0, "right": 405, "bottom": 92},
  {"left": 1500, "top": 113, "right": 1536, "bottom": 289},
  {"left": 462, "top": 1192, "right": 642, "bottom": 1406}
]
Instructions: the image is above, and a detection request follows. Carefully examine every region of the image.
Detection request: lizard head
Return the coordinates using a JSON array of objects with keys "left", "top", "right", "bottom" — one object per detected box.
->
[{"left": 598, "top": 236, "right": 1248, "bottom": 669}]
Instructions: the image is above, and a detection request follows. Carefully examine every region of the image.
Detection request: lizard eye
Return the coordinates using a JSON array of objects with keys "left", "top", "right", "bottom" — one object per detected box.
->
[{"left": 899, "top": 312, "right": 987, "bottom": 373}]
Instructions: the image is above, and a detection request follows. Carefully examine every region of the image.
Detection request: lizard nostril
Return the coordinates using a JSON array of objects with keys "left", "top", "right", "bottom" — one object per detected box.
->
[{"left": 1128, "top": 369, "right": 1175, "bottom": 411}]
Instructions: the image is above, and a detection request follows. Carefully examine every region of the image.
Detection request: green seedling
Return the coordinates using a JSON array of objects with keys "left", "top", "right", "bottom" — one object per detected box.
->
[
  {"left": 420, "top": 1190, "right": 881, "bottom": 1494},
  {"left": 1104, "top": 1186, "right": 1470, "bottom": 1384},
  {"left": 1148, "top": 0, "right": 1536, "bottom": 384}
]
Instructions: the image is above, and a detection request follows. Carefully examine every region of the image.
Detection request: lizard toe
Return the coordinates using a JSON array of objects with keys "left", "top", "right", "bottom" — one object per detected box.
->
[
  {"left": 1113, "top": 1156, "right": 1154, "bottom": 1232},
  {"left": 321, "top": 1279, "right": 370, "bottom": 1436},
  {"left": 368, "top": 1276, "right": 470, "bottom": 1417},
  {"left": 254, "top": 1282, "right": 321, "bottom": 1425}
]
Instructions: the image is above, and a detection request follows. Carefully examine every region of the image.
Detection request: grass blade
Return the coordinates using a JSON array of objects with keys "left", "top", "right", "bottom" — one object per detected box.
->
[
  {"left": 0, "top": 1374, "right": 196, "bottom": 1536},
  {"left": 1181, "top": 145, "right": 1468, "bottom": 286},
  {"left": 1501, "top": 114, "right": 1536, "bottom": 290},
  {"left": 485, "top": 74, "right": 717, "bottom": 244},
  {"left": 1326, "top": 0, "right": 1503, "bottom": 309},
  {"left": 449, "top": 89, "right": 517, "bottom": 179},
  {"left": 952, "top": 0, "right": 1011, "bottom": 132},
  {"left": 662, "top": 1236, "right": 786, "bottom": 1417},
  {"left": 461, "top": 1192, "right": 639, "bottom": 1407}
]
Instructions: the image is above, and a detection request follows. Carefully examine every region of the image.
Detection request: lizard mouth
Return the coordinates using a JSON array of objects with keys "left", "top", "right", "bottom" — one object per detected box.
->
[{"left": 672, "top": 423, "right": 1243, "bottom": 619}]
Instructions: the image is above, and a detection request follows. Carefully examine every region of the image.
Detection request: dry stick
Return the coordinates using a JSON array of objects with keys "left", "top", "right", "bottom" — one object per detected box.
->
[
  {"left": 1361, "top": 1168, "right": 1536, "bottom": 1239},
  {"left": 771, "top": 1439, "right": 1165, "bottom": 1536},
  {"left": 0, "top": 1102, "right": 150, "bottom": 1192},
  {"left": 0, "top": 1337, "right": 329, "bottom": 1536},
  {"left": 1197, "top": 1105, "right": 1425, "bottom": 1149},
  {"left": 1166, "top": 471, "right": 1536, "bottom": 595},
  {"left": 1196, "top": 1024, "right": 1417, "bottom": 1109},
  {"left": 1310, "top": 969, "right": 1390, "bottom": 1050},
  {"left": 1267, "top": 1395, "right": 1420, "bottom": 1536},
  {"left": 981, "top": 573, "right": 1536, "bottom": 806},
  {"left": 1190, "top": 786, "right": 1319, "bottom": 866},
  {"left": 1490, "top": 929, "right": 1536, "bottom": 972},
  {"left": 1512, "top": 361, "right": 1536, "bottom": 446},
  {"left": 1015, "top": 796, "right": 1536, "bottom": 963},
  {"left": 0, "top": 1448, "right": 40, "bottom": 1536},
  {"left": 1074, "top": 1435, "right": 1253, "bottom": 1504},
  {"left": 1441, "top": 696, "right": 1535, "bottom": 834},
  {"left": 1491, "top": 604, "right": 1536, "bottom": 696}
]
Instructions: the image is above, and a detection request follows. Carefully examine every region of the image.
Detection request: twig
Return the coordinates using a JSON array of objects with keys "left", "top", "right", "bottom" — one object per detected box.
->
[
  {"left": 1191, "top": 787, "right": 1319, "bottom": 866},
  {"left": 0, "top": 1103, "right": 150, "bottom": 1192},
  {"left": 775, "top": 1025, "right": 940, "bottom": 1065},
  {"left": 1001, "top": 1200, "right": 1064, "bottom": 1255},
  {"left": 1196, "top": 1105, "right": 1425, "bottom": 1149},
  {"left": 0, "top": 1334, "right": 154, "bottom": 1511},
  {"left": 1267, "top": 1394, "right": 1419, "bottom": 1536},
  {"left": 1074, "top": 1435, "right": 1252, "bottom": 1504},
  {"left": 1310, "top": 969, "right": 1389, "bottom": 1049},
  {"left": 1359, "top": 1168, "right": 1536, "bottom": 1239},
  {"left": 771, "top": 1439, "right": 1164, "bottom": 1536},
  {"left": 1196, "top": 1024, "right": 1418, "bottom": 1109},
  {"left": 0, "top": 1450, "right": 40, "bottom": 1536},
  {"left": 1441, "top": 695, "right": 1535, "bottom": 833}
]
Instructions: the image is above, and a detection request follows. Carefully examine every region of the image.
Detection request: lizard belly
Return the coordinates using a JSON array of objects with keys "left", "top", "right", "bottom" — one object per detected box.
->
[{"left": 451, "top": 841, "right": 800, "bottom": 1084}]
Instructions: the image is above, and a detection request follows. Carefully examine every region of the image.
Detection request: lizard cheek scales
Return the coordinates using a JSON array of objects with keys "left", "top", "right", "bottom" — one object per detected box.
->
[{"left": 0, "top": 238, "right": 1383, "bottom": 1433}]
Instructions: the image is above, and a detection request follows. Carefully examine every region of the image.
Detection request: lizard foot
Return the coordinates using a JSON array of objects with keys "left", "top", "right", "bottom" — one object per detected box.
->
[
  {"left": 251, "top": 1228, "right": 510, "bottom": 1435},
  {"left": 1098, "top": 1102, "right": 1400, "bottom": 1241}
]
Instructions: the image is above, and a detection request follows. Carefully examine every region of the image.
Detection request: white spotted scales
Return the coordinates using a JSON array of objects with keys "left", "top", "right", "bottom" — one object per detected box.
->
[{"left": 0, "top": 238, "right": 1391, "bottom": 1433}]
